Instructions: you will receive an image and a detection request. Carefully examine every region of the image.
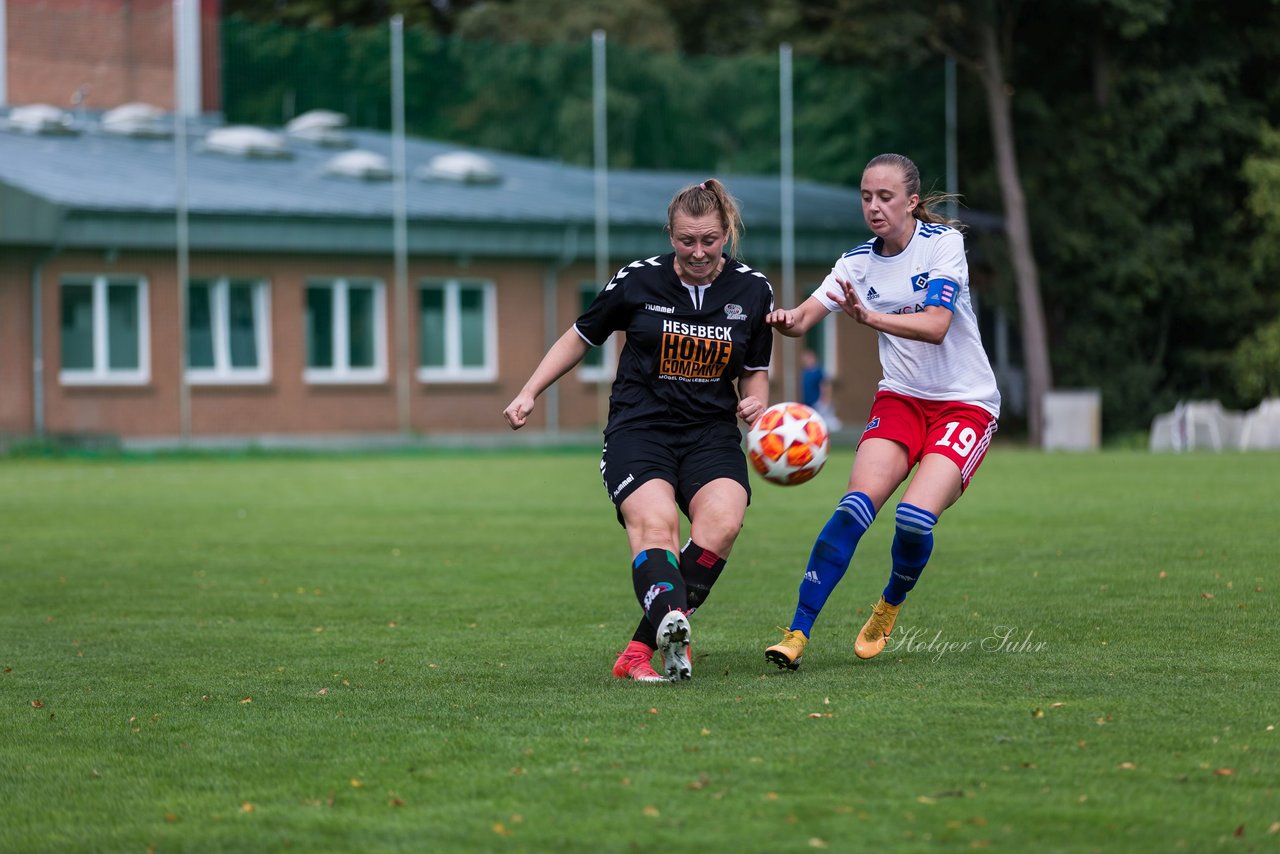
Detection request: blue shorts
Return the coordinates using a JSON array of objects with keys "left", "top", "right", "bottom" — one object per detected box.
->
[{"left": 600, "top": 421, "right": 751, "bottom": 526}]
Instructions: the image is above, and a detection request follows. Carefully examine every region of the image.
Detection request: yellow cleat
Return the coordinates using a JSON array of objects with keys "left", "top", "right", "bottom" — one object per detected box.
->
[
  {"left": 765, "top": 627, "right": 808, "bottom": 671},
  {"left": 854, "top": 597, "right": 902, "bottom": 659}
]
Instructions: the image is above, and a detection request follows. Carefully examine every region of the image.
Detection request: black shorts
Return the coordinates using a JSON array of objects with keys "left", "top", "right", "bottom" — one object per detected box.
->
[{"left": 600, "top": 421, "right": 751, "bottom": 526}]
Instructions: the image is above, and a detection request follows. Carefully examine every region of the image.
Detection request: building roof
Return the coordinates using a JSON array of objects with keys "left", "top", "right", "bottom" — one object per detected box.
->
[{"left": 0, "top": 107, "right": 994, "bottom": 265}]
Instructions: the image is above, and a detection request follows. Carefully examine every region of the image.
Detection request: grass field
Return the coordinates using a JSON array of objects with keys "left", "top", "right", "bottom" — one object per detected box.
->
[{"left": 2, "top": 447, "right": 1277, "bottom": 852}]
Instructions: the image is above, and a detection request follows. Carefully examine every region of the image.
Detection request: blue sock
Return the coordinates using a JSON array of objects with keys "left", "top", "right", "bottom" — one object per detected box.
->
[
  {"left": 883, "top": 503, "right": 938, "bottom": 606},
  {"left": 790, "top": 491, "right": 876, "bottom": 636}
]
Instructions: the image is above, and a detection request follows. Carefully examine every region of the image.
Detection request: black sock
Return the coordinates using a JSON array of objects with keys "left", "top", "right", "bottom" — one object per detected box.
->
[
  {"left": 630, "top": 542, "right": 726, "bottom": 645},
  {"left": 631, "top": 548, "right": 688, "bottom": 633},
  {"left": 680, "top": 541, "right": 726, "bottom": 614}
]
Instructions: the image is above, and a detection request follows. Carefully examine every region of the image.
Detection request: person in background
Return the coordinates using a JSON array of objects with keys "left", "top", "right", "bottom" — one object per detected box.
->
[
  {"left": 801, "top": 347, "right": 841, "bottom": 430},
  {"left": 763, "top": 153, "right": 1000, "bottom": 671},
  {"left": 504, "top": 178, "right": 775, "bottom": 681}
]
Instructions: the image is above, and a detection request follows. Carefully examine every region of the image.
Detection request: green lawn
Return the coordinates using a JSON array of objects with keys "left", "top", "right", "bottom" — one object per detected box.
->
[{"left": 2, "top": 448, "right": 1277, "bottom": 852}]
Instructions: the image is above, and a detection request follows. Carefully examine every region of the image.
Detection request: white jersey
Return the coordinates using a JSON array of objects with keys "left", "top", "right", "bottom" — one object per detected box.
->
[{"left": 812, "top": 219, "right": 1001, "bottom": 417}]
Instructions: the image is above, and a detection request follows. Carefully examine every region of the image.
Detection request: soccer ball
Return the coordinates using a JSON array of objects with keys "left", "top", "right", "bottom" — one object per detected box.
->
[{"left": 746, "top": 402, "right": 830, "bottom": 486}]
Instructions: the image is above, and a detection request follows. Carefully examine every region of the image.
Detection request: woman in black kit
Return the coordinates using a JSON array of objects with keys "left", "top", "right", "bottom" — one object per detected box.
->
[{"left": 504, "top": 179, "right": 775, "bottom": 682}]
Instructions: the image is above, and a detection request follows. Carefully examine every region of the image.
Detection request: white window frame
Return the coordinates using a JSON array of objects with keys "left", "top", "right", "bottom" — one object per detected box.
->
[
  {"left": 576, "top": 282, "right": 616, "bottom": 383},
  {"left": 186, "top": 277, "right": 272, "bottom": 385},
  {"left": 303, "top": 277, "right": 388, "bottom": 384},
  {"left": 417, "top": 279, "right": 497, "bottom": 383},
  {"left": 59, "top": 274, "right": 150, "bottom": 386}
]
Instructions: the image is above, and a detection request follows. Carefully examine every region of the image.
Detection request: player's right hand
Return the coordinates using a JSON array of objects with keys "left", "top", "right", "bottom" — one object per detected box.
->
[
  {"left": 503, "top": 394, "right": 534, "bottom": 430},
  {"left": 765, "top": 308, "right": 797, "bottom": 332}
]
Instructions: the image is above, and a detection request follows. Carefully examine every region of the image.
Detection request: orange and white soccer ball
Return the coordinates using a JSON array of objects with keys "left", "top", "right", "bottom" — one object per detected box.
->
[{"left": 746, "top": 402, "right": 830, "bottom": 486}]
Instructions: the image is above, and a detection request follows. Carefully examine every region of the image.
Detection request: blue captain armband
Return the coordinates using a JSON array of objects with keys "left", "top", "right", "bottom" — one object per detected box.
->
[{"left": 922, "top": 278, "right": 959, "bottom": 311}]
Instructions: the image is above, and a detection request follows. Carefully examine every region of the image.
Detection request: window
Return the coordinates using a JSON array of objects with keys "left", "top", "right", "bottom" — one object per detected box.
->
[
  {"left": 59, "top": 275, "right": 149, "bottom": 385},
  {"left": 187, "top": 277, "right": 271, "bottom": 384},
  {"left": 304, "top": 278, "right": 387, "bottom": 383},
  {"left": 577, "top": 283, "right": 616, "bottom": 382},
  {"left": 418, "top": 279, "right": 496, "bottom": 382}
]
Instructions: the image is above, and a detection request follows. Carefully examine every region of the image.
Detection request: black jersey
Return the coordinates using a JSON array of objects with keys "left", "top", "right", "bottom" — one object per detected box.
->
[{"left": 574, "top": 253, "right": 775, "bottom": 435}]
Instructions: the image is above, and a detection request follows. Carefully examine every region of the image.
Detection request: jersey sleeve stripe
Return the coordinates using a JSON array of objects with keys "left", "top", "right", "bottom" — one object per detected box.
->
[{"left": 572, "top": 323, "right": 604, "bottom": 348}]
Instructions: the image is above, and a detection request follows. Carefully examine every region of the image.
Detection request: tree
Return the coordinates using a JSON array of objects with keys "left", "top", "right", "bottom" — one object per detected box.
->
[
  {"left": 1235, "top": 122, "right": 1280, "bottom": 404},
  {"left": 222, "top": 0, "right": 477, "bottom": 31},
  {"left": 1016, "top": 0, "right": 1278, "bottom": 430}
]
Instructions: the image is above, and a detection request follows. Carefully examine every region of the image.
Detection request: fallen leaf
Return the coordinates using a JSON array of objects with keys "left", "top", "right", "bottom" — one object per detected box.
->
[
  {"left": 1214, "top": 768, "right": 1235, "bottom": 776},
  {"left": 1031, "top": 708, "right": 1044, "bottom": 719},
  {"left": 317, "top": 688, "right": 328, "bottom": 696},
  {"left": 649, "top": 708, "right": 659, "bottom": 715},
  {"left": 350, "top": 778, "right": 363, "bottom": 788},
  {"left": 643, "top": 805, "right": 660, "bottom": 817},
  {"left": 687, "top": 773, "right": 710, "bottom": 791},
  {"left": 389, "top": 797, "right": 404, "bottom": 807},
  {"left": 164, "top": 813, "right": 178, "bottom": 823},
  {"left": 809, "top": 839, "right": 828, "bottom": 849},
  {"left": 492, "top": 822, "right": 511, "bottom": 837},
  {"left": 1201, "top": 592, "right": 1214, "bottom": 599},
  {"left": 31, "top": 700, "right": 45, "bottom": 708},
  {"left": 766, "top": 792, "right": 779, "bottom": 801},
  {"left": 1266, "top": 821, "right": 1279, "bottom": 835},
  {"left": 239, "top": 697, "right": 252, "bottom": 704},
  {"left": 1158, "top": 571, "right": 1168, "bottom": 579},
  {"left": 1049, "top": 702, "right": 1065, "bottom": 709},
  {"left": 700, "top": 728, "right": 711, "bottom": 736},
  {"left": 241, "top": 802, "right": 254, "bottom": 813},
  {"left": 1118, "top": 762, "right": 1136, "bottom": 770},
  {"left": 510, "top": 767, "right": 524, "bottom": 775},
  {"left": 1234, "top": 825, "right": 1245, "bottom": 837},
  {"left": 808, "top": 712, "right": 831, "bottom": 718},
  {"left": 917, "top": 796, "right": 937, "bottom": 805}
]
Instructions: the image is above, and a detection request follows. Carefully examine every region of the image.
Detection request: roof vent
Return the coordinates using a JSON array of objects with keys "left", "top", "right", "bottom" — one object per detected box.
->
[
  {"left": 323, "top": 149, "right": 392, "bottom": 181},
  {"left": 417, "top": 151, "right": 502, "bottom": 185},
  {"left": 286, "top": 109, "right": 353, "bottom": 148},
  {"left": 101, "top": 102, "right": 171, "bottom": 138},
  {"left": 202, "top": 125, "right": 293, "bottom": 160},
  {"left": 5, "top": 104, "right": 80, "bottom": 136}
]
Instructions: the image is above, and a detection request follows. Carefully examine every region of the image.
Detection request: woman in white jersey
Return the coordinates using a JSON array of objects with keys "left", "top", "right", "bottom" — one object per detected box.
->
[{"left": 763, "top": 153, "right": 1001, "bottom": 671}]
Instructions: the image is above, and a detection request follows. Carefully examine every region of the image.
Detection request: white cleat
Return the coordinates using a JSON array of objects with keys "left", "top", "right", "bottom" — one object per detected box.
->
[{"left": 656, "top": 610, "right": 692, "bottom": 681}]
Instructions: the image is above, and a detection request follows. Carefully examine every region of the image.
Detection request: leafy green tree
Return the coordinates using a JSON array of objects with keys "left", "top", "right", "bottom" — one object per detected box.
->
[
  {"left": 1233, "top": 122, "right": 1280, "bottom": 404},
  {"left": 1014, "top": 1, "right": 1278, "bottom": 430},
  {"left": 453, "top": 0, "right": 678, "bottom": 52},
  {"left": 222, "top": 0, "right": 466, "bottom": 31}
]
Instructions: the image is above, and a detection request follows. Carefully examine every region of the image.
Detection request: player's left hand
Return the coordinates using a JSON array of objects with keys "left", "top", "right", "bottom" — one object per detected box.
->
[
  {"left": 737, "top": 395, "right": 766, "bottom": 425},
  {"left": 827, "top": 277, "right": 873, "bottom": 326}
]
